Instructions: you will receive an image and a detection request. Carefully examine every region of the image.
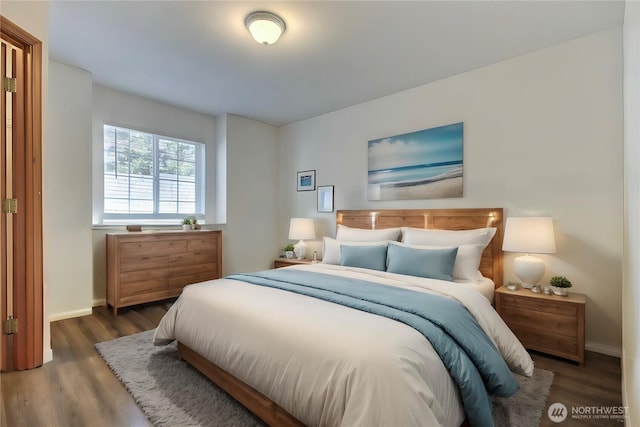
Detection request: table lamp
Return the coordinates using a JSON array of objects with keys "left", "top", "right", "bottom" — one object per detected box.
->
[
  {"left": 502, "top": 217, "right": 556, "bottom": 293},
  {"left": 288, "top": 218, "right": 316, "bottom": 260}
]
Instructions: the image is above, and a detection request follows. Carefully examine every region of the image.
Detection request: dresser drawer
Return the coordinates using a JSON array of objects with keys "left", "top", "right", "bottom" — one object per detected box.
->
[
  {"left": 120, "top": 254, "right": 171, "bottom": 272},
  {"left": 120, "top": 239, "right": 187, "bottom": 257},
  {"left": 119, "top": 278, "right": 169, "bottom": 297},
  {"left": 118, "top": 288, "right": 182, "bottom": 306},
  {"left": 120, "top": 267, "right": 171, "bottom": 285},
  {"left": 187, "top": 237, "right": 218, "bottom": 252},
  {"left": 171, "top": 250, "right": 217, "bottom": 267},
  {"left": 169, "top": 270, "right": 218, "bottom": 289}
]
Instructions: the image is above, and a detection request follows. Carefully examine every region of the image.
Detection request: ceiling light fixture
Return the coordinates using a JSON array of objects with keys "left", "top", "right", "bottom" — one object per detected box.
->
[{"left": 245, "top": 11, "right": 286, "bottom": 45}]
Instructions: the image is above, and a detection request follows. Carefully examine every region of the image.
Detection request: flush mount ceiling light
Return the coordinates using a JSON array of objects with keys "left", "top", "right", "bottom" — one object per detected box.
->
[{"left": 245, "top": 11, "right": 286, "bottom": 45}]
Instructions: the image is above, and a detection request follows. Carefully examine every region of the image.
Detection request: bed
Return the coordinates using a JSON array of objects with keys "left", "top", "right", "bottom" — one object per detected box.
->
[{"left": 153, "top": 208, "right": 534, "bottom": 427}]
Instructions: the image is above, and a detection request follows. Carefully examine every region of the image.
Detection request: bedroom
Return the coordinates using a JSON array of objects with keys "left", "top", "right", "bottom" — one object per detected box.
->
[{"left": 1, "top": 0, "right": 638, "bottom": 426}]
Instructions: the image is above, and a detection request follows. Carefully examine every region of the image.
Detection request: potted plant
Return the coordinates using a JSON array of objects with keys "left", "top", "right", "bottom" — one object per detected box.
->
[
  {"left": 549, "top": 276, "right": 572, "bottom": 296},
  {"left": 284, "top": 244, "right": 295, "bottom": 259},
  {"left": 182, "top": 217, "right": 193, "bottom": 230}
]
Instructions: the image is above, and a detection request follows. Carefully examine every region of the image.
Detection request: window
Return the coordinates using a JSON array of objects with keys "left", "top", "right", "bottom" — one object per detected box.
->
[{"left": 103, "top": 124, "right": 205, "bottom": 223}]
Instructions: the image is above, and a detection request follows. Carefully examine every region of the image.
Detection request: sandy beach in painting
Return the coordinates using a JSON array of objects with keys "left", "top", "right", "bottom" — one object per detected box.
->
[
  {"left": 368, "top": 166, "right": 463, "bottom": 200},
  {"left": 379, "top": 176, "right": 463, "bottom": 199}
]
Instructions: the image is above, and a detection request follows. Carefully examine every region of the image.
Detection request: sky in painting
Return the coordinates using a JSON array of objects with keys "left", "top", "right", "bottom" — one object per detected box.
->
[{"left": 368, "top": 122, "right": 463, "bottom": 172}]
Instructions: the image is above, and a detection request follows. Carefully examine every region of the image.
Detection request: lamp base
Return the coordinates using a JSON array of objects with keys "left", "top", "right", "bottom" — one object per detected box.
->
[
  {"left": 513, "top": 255, "right": 545, "bottom": 290},
  {"left": 293, "top": 240, "right": 307, "bottom": 260}
]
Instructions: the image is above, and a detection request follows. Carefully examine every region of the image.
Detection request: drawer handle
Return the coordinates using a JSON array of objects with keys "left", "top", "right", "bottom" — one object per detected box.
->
[{"left": 142, "top": 256, "right": 149, "bottom": 260}]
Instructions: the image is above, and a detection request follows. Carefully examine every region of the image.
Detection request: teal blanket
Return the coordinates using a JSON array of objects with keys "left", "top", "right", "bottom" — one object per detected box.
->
[{"left": 227, "top": 269, "right": 517, "bottom": 427}]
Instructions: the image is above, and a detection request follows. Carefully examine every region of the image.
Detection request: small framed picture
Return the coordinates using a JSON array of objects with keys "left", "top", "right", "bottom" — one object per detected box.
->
[
  {"left": 317, "top": 185, "right": 334, "bottom": 213},
  {"left": 297, "top": 170, "right": 316, "bottom": 191}
]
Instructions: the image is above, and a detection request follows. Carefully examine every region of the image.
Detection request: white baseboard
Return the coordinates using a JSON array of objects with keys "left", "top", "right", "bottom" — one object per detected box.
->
[
  {"left": 585, "top": 341, "right": 622, "bottom": 358},
  {"left": 48, "top": 307, "right": 93, "bottom": 322},
  {"left": 47, "top": 299, "right": 106, "bottom": 323},
  {"left": 43, "top": 348, "right": 53, "bottom": 364}
]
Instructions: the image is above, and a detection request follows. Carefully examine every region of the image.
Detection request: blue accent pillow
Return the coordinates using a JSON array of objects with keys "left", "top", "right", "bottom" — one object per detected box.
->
[
  {"left": 340, "top": 244, "right": 388, "bottom": 271},
  {"left": 386, "top": 243, "right": 458, "bottom": 281}
]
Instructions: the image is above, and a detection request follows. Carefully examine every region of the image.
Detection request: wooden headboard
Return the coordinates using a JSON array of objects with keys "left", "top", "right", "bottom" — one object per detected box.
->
[{"left": 336, "top": 208, "right": 503, "bottom": 288}]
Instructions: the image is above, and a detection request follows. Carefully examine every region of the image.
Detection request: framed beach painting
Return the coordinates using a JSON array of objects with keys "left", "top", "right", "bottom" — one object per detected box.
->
[{"left": 367, "top": 122, "right": 463, "bottom": 201}]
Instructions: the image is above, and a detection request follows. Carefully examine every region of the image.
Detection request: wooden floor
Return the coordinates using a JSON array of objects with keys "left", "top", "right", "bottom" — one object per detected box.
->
[{"left": 1, "top": 302, "right": 624, "bottom": 427}]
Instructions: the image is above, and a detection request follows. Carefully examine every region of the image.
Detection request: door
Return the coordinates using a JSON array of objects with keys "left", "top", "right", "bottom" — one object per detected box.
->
[{"left": 0, "top": 16, "right": 43, "bottom": 371}]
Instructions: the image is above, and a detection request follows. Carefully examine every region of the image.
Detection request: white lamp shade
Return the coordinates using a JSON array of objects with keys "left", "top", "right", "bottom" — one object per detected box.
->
[
  {"left": 245, "top": 11, "right": 286, "bottom": 45},
  {"left": 288, "top": 218, "right": 316, "bottom": 240},
  {"left": 502, "top": 217, "right": 556, "bottom": 254}
]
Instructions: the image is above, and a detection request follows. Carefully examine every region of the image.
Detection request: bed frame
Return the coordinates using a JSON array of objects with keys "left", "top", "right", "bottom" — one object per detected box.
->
[{"left": 178, "top": 208, "right": 503, "bottom": 426}]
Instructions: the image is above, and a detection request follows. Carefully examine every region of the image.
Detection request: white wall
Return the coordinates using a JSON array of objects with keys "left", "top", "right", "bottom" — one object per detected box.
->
[
  {"left": 1, "top": 0, "right": 52, "bottom": 362},
  {"left": 90, "top": 85, "right": 218, "bottom": 305},
  {"left": 622, "top": 0, "right": 640, "bottom": 423},
  {"left": 48, "top": 61, "right": 93, "bottom": 321},
  {"left": 222, "top": 114, "right": 279, "bottom": 275},
  {"left": 279, "top": 29, "right": 624, "bottom": 355}
]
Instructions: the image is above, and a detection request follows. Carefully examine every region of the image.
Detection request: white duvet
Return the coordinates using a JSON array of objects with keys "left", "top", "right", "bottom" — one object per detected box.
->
[{"left": 154, "top": 263, "right": 533, "bottom": 427}]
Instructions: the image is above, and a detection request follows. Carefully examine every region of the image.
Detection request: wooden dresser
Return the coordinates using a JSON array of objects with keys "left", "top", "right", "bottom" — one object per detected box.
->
[
  {"left": 106, "top": 230, "right": 222, "bottom": 315},
  {"left": 495, "top": 286, "right": 586, "bottom": 365}
]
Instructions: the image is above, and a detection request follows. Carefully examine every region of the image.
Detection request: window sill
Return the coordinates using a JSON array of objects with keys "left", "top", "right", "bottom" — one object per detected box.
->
[{"left": 92, "top": 223, "right": 226, "bottom": 231}]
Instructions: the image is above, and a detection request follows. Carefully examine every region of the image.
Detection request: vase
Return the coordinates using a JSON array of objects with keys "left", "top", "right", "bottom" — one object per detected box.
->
[
  {"left": 552, "top": 286, "right": 569, "bottom": 296},
  {"left": 285, "top": 251, "right": 294, "bottom": 259},
  {"left": 182, "top": 224, "right": 193, "bottom": 230}
]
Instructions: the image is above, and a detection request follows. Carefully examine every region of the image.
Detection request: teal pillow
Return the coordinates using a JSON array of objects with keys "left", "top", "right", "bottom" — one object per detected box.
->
[
  {"left": 386, "top": 243, "right": 458, "bottom": 281},
  {"left": 340, "top": 244, "right": 388, "bottom": 271}
]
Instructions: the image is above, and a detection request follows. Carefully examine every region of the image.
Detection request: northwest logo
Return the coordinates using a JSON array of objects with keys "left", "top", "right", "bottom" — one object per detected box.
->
[{"left": 548, "top": 402, "right": 568, "bottom": 423}]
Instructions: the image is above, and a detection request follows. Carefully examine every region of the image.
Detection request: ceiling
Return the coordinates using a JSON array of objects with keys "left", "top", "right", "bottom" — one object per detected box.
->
[{"left": 49, "top": 1, "right": 625, "bottom": 127}]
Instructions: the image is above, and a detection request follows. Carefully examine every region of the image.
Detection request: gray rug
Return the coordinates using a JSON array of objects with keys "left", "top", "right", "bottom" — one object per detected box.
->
[{"left": 96, "top": 330, "right": 554, "bottom": 427}]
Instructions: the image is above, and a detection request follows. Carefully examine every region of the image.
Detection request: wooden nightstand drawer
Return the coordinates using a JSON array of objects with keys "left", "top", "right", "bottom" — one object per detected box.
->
[
  {"left": 499, "top": 293, "right": 577, "bottom": 316},
  {"left": 500, "top": 305, "right": 578, "bottom": 337},
  {"left": 273, "top": 258, "right": 317, "bottom": 268},
  {"left": 495, "top": 286, "right": 586, "bottom": 364},
  {"left": 509, "top": 324, "right": 578, "bottom": 359}
]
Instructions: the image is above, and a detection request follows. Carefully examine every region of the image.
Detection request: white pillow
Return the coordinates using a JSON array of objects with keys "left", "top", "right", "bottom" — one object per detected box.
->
[
  {"left": 401, "top": 227, "right": 496, "bottom": 248},
  {"left": 322, "top": 237, "right": 391, "bottom": 265},
  {"left": 336, "top": 224, "right": 401, "bottom": 242},
  {"left": 395, "top": 242, "right": 485, "bottom": 281}
]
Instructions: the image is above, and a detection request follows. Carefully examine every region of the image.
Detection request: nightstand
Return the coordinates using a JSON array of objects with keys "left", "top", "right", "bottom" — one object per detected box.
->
[
  {"left": 273, "top": 258, "right": 317, "bottom": 269},
  {"left": 495, "top": 286, "right": 586, "bottom": 365}
]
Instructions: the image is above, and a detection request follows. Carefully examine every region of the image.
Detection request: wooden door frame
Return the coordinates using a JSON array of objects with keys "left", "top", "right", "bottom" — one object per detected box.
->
[{"left": 1, "top": 16, "right": 43, "bottom": 370}]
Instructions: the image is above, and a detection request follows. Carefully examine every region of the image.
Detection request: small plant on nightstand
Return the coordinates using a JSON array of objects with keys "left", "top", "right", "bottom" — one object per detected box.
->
[
  {"left": 549, "top": 275, "right": 572, "bottom": 296},
  {"left": 284, "top": 244, "right": 295, "bottom": 259}
]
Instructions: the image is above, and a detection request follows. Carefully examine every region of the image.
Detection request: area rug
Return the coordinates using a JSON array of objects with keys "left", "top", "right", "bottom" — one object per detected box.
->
[{"left": 96, "top": 330, "right": 554, "bottom": 427}]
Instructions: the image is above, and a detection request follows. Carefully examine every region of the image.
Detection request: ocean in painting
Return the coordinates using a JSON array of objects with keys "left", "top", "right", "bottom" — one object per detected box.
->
[
  {"left": 368, "top": 122, "right": 463, "bottom": 200},
  {"left": 368, "top": 161, "right": 463, "bottom": 187}
]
